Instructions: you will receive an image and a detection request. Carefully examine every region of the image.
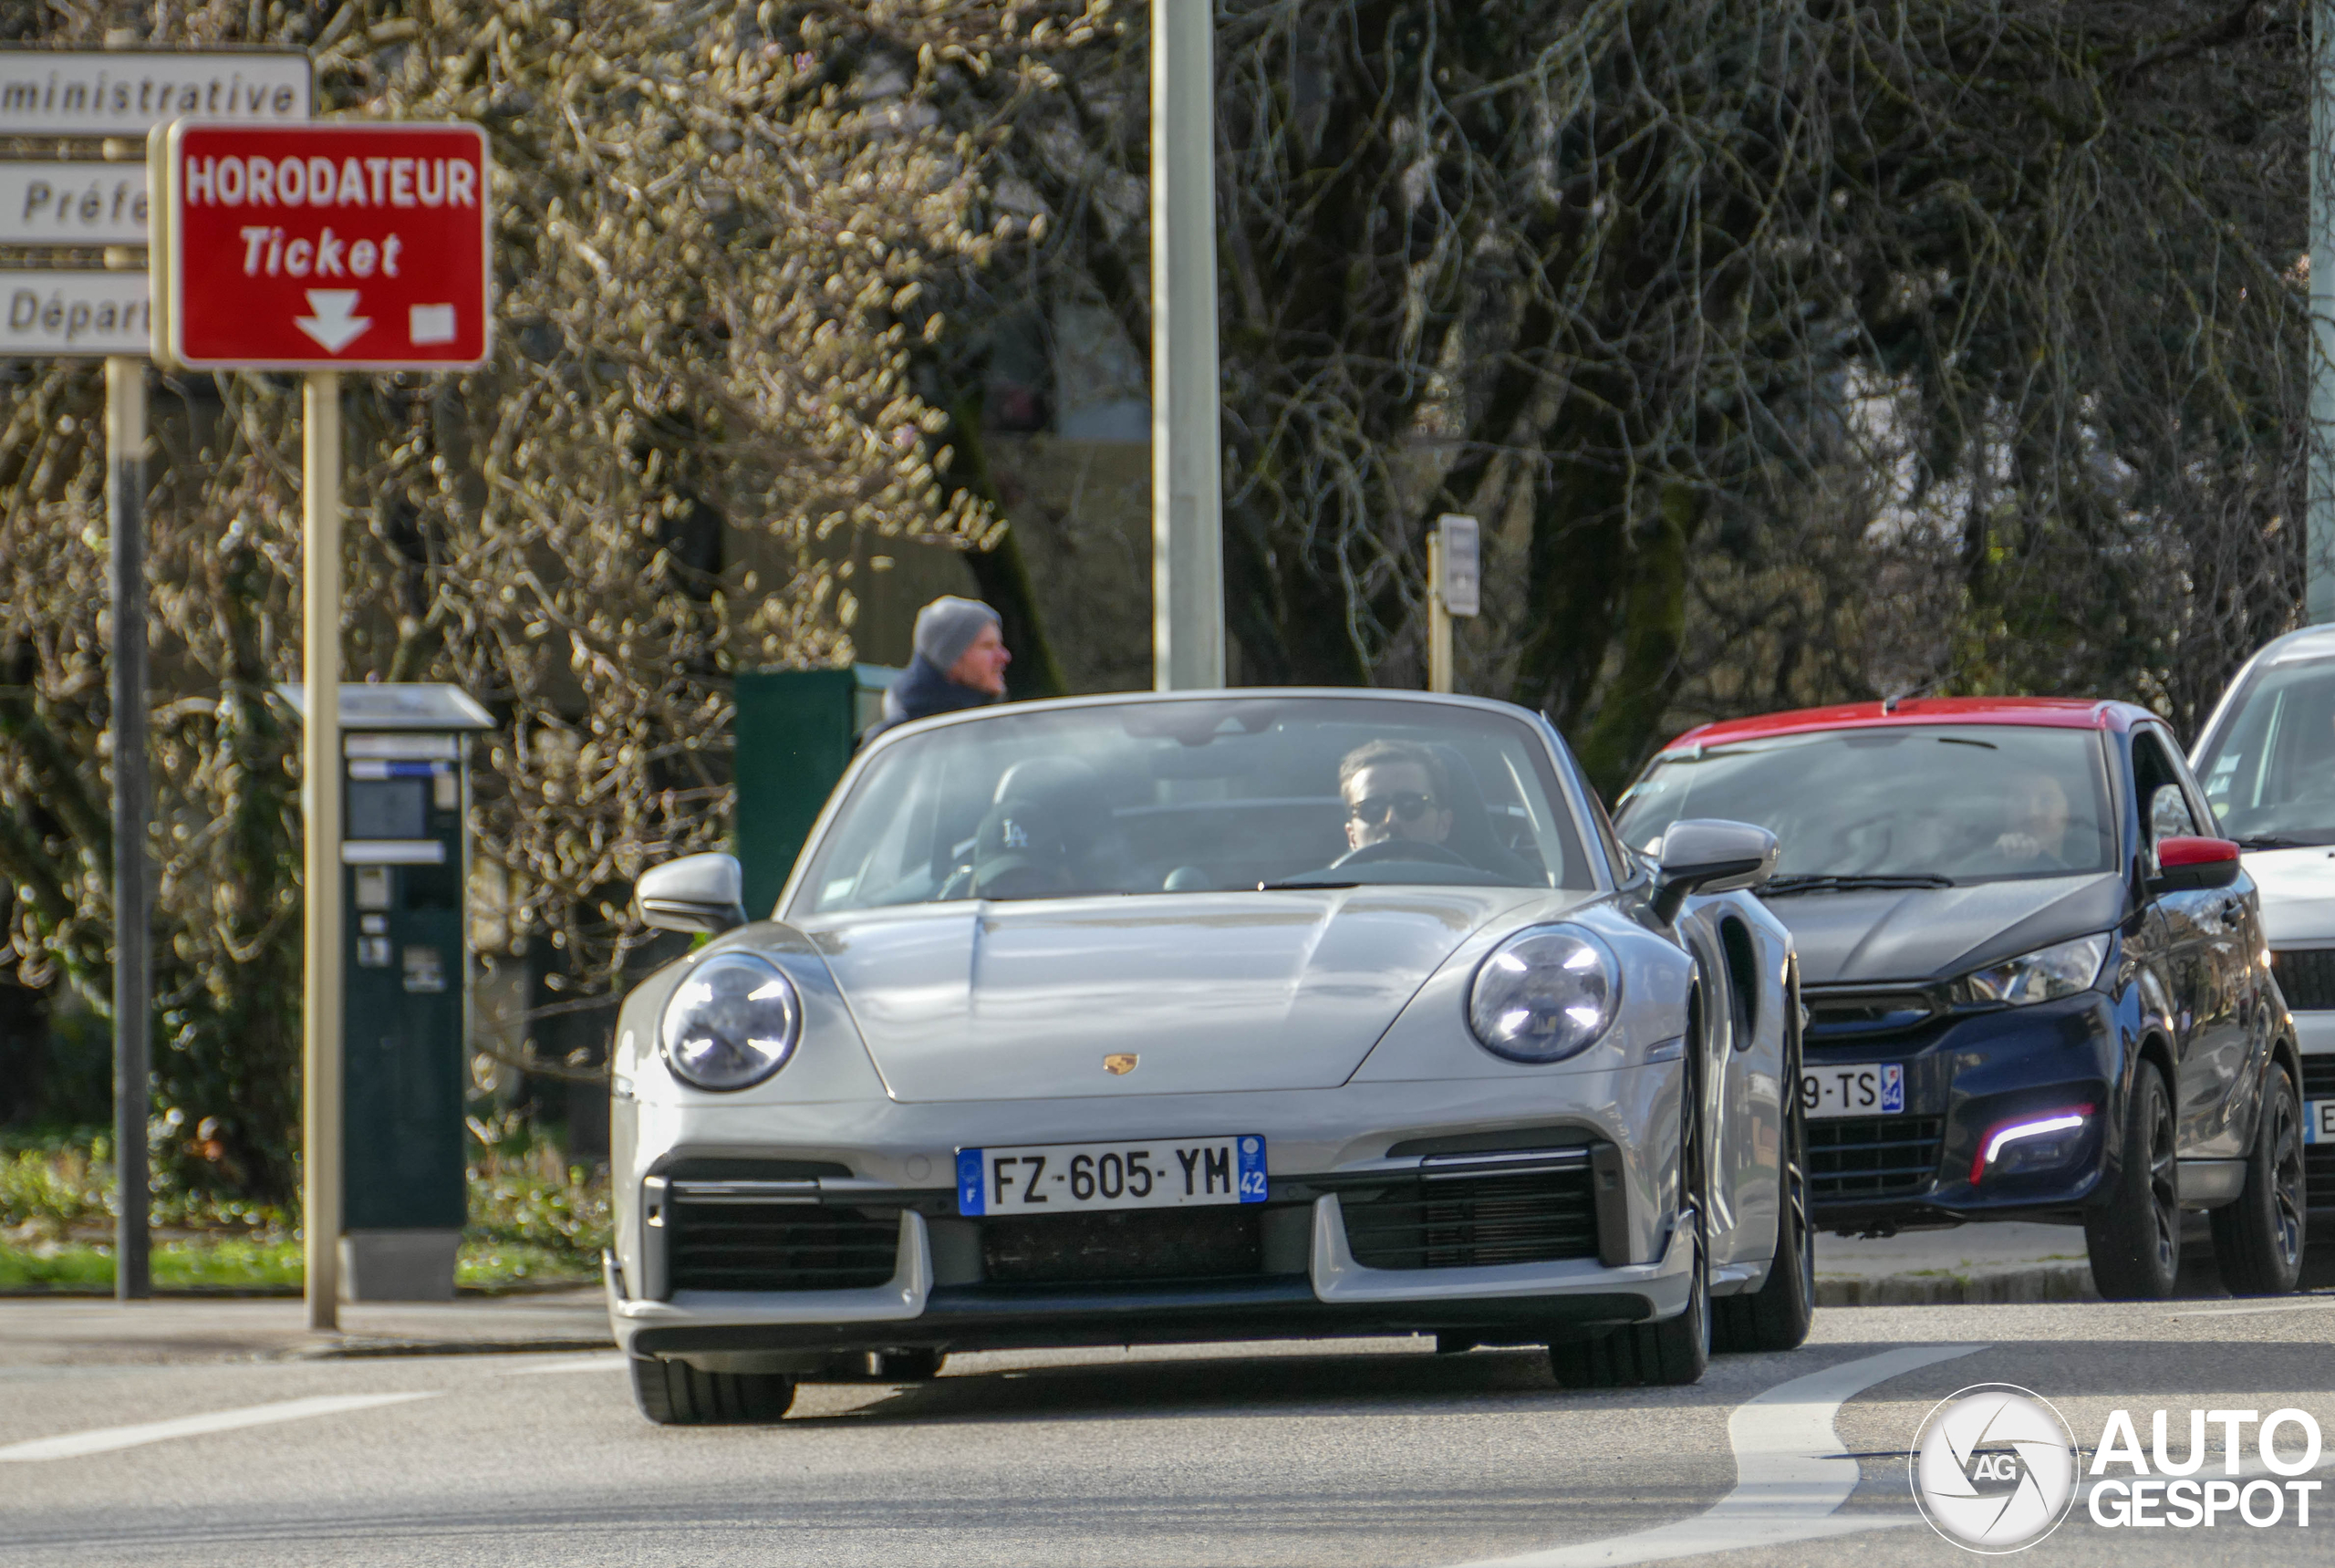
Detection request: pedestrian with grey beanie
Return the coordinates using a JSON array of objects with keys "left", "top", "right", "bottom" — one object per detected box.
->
[{"left": 863, "top": 595, "right": 1012, "bottom": 742}]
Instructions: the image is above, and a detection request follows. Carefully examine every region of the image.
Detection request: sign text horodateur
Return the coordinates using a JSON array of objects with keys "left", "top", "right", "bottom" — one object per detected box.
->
[{"left": 0, "top": 52, "right": 309, "bottom": 137}]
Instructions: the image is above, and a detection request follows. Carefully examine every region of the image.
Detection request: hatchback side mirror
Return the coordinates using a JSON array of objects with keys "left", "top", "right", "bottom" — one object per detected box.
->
[
  {"left": 2149, "top": 835, "right": 2241, "bottom": 895},
  {"left": 636, "top": 852, "right": 748, "bottom": 933},
  {"left": 1652, "top": 818, "right": 1780, "bottom": 922}
]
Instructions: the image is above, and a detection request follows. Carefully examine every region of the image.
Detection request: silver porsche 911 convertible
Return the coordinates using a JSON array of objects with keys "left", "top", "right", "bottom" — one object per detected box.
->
[{"left": 606, "top": 690, "right": 1808, "bottom": 1423}]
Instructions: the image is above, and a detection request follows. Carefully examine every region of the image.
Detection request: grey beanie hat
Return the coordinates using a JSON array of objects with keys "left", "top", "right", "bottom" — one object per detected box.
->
[{"left": 913, "top": 596, "right": 1001, "bottom": 671}]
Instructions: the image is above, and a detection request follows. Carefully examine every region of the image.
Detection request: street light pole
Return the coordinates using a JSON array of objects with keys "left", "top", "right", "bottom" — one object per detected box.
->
[
  {"left": 1151, "top": 0, "right": 1224, "bottom": 690},
  {"left": 2312, "top": 0, "right": 2335, "bottom": 622}
]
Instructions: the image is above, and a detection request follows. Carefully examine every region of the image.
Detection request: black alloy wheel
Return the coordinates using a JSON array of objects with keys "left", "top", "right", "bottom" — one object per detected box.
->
[
  {"left": 629, "top": 1355, "right": 798, "bottom": 1425},
  {"left": 2211, "top": 1063, "right": 2307, "bottom": 1296},
  {"left": 1715, "top": 971, "right": 1814, "bottom": 1353},
  {"left": 2086, "top": 1060, "right": 2182, "bottom": 1300}
]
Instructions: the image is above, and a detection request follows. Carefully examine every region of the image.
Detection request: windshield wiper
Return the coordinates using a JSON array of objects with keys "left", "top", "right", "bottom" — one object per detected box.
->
[
  {"left": 1256, "top": 877, "right": 1361, "bottom": 891},
  {"left": 1759, "top": 873, "right": 1956, "bottom": 898},
  {"left": 2233, "top": 835, "right": 2315, "bottom": 851}
]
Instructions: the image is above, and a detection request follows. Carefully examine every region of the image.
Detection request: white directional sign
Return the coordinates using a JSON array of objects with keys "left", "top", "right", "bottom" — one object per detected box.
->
[
  {"left": 0, "top": 50, "right": 308, "bottom": 136},
  {"left": 1437, "top": 513, "right": 1481, "bottom": 618},
  {"left": 0, "top": 269, "right": 148, "bottom": 356},
  {"left": 0, "top": 161, "right": 146, "bottom": 244}
]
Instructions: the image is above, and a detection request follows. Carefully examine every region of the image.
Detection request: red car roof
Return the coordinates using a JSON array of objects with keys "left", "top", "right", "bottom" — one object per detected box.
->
[{"left": 1660, "top": 696, "right": 2138, "bottom": 754}]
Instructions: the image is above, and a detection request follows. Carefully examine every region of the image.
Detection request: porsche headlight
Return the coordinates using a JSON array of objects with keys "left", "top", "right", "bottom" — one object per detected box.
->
[
  {"left": 1959, "top": 934, "right": 2110, "bottom": 1006},
  {"left": 1468, "top": 926, "right": 1622, "bottom": 1064},
  {"left": 659, "top": 951, "right": 802, "bottom": 1090}
]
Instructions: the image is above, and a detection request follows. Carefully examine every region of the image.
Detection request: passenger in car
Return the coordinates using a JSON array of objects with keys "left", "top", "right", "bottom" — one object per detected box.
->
[{"left": 1993, "top": 769, "right": 2073, "bottom": 867}]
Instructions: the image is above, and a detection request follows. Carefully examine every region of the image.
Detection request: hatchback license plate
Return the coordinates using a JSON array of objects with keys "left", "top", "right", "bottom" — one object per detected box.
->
[
  {"left": 957, "top": 1137, "right": 1267, "bottom": 1216},
  {"left": 2306, "top": 1101, "right": 2335, "bottom": 1147},
  {"left": 1801, "top": 1064, "right": 1904, "bottom": 1119}
]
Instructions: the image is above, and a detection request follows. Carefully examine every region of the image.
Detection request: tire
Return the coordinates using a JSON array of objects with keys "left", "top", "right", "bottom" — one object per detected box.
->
[
  {"left": 2085, "top": 1059, "right": 2181, "bottom": 1301},
  {"left": 2211, "top": 1062, "right": 2307, "bottom": 1296},
  {"left": 1551, "top": 1223, "right": 1710, "bottom": 1388},
  {"left": 629, "top": 1355, "right": 798, "bottom": 1425},
  {"left": 1553, "top": 1038, "right": 1712, "bottom": 1389},
  {"left": 1714, "top": 1013, "right": 1814, "bottom": 1353}
]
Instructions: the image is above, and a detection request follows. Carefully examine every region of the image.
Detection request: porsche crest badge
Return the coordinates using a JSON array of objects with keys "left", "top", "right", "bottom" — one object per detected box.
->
[{"left": 1103, "top": 1054, "right": 1138, "bottom": 1075}]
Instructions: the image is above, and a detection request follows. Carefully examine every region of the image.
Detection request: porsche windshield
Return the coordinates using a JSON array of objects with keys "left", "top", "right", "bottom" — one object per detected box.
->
[
  {"left": 791, "top": 697, "right": 1589, "bottom": 914},
  {"left": 1614, "top": 725, "right": 2116, "bottom": 884},
  {"left": 2194, "top": 656, "right": 2335, "bottom": 846}
]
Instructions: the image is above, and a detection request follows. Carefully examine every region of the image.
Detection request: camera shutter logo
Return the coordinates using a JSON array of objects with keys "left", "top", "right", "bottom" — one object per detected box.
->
[{"left": 1911, "top": 1383, "right": 2080, "bottom": 1552}]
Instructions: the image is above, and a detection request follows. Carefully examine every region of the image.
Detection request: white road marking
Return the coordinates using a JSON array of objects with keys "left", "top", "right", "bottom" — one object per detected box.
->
[
  {"left": 1456, "top": 1345, "right": 1987, "bottom": 1568},
  {"left": 499, "top": 1353, "right": 627, "bottom": 1376},
  {"left": 0, "top": 1392, "right": 439, "bottom": 1462},
  {"left": 2169, "top": 1297, "right": 2335, "bottom": 1319}
]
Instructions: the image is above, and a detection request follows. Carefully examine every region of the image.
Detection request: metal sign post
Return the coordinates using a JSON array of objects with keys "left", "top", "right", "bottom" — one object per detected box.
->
[
  {"left": 301, "top": 371, "right": 343, "bottom": 1327},
  {"left": 152, "top": 115, "right": 490, "bottom": 1333},
  {"left": 106, "top": 338, "right": 148, "bottom": 1299},
  {"left": 1428, "top": 514, "right": 1480, "bottom": 695}
]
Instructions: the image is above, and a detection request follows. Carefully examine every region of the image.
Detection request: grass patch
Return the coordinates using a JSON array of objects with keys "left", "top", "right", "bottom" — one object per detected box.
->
[{"left": 2, "top": 1116, "right": 610, "bottom": 1295}]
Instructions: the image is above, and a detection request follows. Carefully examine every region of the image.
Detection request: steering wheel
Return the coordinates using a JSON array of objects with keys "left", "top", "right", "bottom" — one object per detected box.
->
[{"left": 1330, "top": 838, "right": 1475, "bottom": 870}]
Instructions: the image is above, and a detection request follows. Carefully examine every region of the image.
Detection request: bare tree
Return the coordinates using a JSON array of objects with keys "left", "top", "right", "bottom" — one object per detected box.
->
[{"left": 0, "top": 0, "right": 1098, "bottom": 1199}]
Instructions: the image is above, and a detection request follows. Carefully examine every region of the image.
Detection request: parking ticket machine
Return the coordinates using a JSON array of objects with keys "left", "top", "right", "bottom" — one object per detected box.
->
[{"left": 284, "top": 682, "right": 493, "bottom": 1300}]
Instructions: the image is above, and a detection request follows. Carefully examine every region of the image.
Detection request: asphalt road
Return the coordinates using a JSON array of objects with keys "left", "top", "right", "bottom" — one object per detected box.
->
[{"left": 4, "top": 1298, "right": 2334, "bottom": 1567}]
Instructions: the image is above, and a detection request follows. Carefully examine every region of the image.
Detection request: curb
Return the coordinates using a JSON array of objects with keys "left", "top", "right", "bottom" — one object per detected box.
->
[
  {"left": 1817, "top": 1262, "right": 2098, "bottom": 1308},
  {"left": 284, "top": 1334, "right": 617, "bottom": 1360}
]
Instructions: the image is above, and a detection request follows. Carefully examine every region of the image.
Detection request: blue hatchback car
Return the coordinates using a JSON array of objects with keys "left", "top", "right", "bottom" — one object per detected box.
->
[{"left": 1614, "top": 697, "right": 2304, "bottom": 1301}]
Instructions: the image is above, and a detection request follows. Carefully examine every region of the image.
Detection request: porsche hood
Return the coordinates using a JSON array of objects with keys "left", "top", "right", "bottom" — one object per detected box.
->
[{"left": 804, "top": 888, "right": 1548, "bottom": 1101}]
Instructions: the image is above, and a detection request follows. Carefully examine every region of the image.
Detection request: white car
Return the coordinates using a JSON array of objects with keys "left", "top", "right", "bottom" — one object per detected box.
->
[
  {"left": 2192, "top": 626, "right": 2335, "bottom": 1215},
  {"left": 605, "top": 690, "right": 1808, "bottom": 1423}
]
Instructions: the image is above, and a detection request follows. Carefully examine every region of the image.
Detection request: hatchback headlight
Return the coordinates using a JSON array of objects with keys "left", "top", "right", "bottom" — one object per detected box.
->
[
  {"left": 1468, "top": 925, "right": 1622, "bottom": 1063},
  {"left": 1959, "top": 934, "right": 2110, "bottom": 1006},
  {"left": 659, "top": 951, "right": 802, "bottom": 1090}
]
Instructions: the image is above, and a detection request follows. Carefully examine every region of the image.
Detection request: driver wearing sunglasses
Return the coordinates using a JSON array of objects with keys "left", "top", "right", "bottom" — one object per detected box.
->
[{"left": 1338, "top": 739, "right": 1456, "bottom": 853}]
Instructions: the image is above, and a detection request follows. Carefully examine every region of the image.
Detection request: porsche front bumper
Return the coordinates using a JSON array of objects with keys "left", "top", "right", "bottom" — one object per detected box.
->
[
  {"left": 607, "top": 1198, "right": 1697, "bottom": 1360},
  {"left": 606, "top": 1071, "right": 1703, "bottom": 1361}
]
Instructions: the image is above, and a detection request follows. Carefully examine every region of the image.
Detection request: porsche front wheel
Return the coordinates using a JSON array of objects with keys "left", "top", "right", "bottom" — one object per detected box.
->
[
  {"left": 1549, "top": 1221, "right": 1709, "bottom": 1388},
  {"left": 630, "top": 1355, "right": 798, "bottom": 1425}
]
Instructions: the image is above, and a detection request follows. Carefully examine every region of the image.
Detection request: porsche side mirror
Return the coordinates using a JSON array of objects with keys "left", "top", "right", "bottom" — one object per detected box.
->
[
  {"left": 2148, "top": 835, "right": 2241, "bottom": 896},
  {"left": 1651, "top": 818, "right": 1780, "bottom": 923},
  {"left": 636, "top": 852, "right": 748, "bottom": 933}
]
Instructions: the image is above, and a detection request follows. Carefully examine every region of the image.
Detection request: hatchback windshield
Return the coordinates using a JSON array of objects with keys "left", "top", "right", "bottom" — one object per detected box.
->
[
  {"left": 790, "top": 697, "right": 1587, "bottom": 915},
  {"left": 1614, "top": 725, "right": 2117, "bottom": 884},
  {"left": 2194, "top": 656, "right": 2335, "bottom": 846}
]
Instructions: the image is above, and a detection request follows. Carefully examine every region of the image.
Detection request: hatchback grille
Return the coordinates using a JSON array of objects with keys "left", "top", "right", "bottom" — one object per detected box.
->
[
  {"left": 2304, "top": 1059, "right": 2335, "bottom": 1212},
  {"left": 1340, "top": 1168, "right": 1600, "bottom": 1270},
  {"left": 981, "top": 1206, "right": 1263, "bottom": 1285},
  {"left": 2306, "top": 1146, "right": 2335, "bottom": 1211},
  {"left": 2274, "top": 950, "right": 2335, "bottom": 1012},
  {"left": 1803, "top": 991, "right": 1940, "bottom": 1041},
  {"left": 1809, "top": 1116, "right": 1944, "bottom": 1202},
  {"left": 668, "top": 1201, "right": 898, "bottom": 1292}
]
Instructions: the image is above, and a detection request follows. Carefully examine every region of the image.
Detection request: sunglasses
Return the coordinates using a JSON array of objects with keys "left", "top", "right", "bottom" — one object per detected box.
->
[{"left": 1347, "top": 791, "right": 1437, "bottom": 824}]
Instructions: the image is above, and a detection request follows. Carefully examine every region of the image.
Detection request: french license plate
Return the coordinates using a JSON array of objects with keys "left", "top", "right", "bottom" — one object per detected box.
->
[
  {"left": 956, "top": 1136, "right": 1267, "bottom": 1216},
  {"left": 1801, "top": 1063, "right": 1905, "bottom": 1119},
  {"left": 2306, "top": 1101, "right": 2335, "bottom": 1147}
]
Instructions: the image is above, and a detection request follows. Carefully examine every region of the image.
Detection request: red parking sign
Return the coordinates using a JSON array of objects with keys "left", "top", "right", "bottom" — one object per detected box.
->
[{"left": 155, "top": 119, "right": 490, "bottom": 370}]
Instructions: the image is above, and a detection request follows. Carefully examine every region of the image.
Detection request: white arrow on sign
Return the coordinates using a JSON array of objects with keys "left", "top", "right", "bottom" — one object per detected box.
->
[{"left": 294, "top": 290, "right": 370, "bottom": 353}]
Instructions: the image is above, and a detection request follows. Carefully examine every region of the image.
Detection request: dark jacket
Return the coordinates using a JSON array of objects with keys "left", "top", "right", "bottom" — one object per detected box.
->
[{"left": 860, "top": 655, "right": 996, "bottom": 745}]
